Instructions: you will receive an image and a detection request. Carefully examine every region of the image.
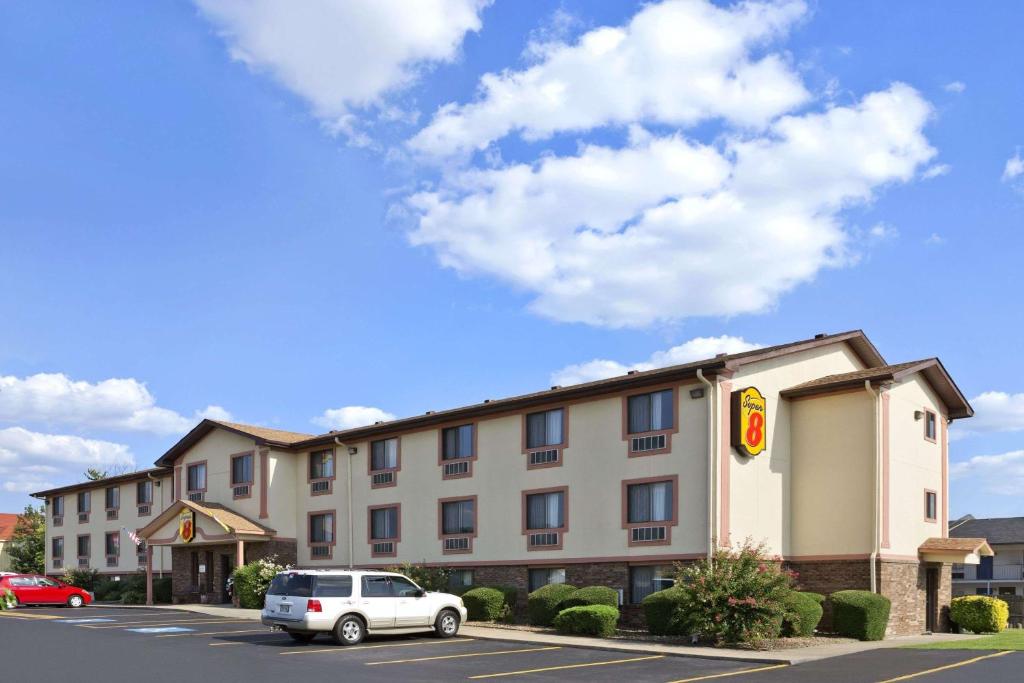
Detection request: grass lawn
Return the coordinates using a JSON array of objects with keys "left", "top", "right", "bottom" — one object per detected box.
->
[{"left": 906, "top": 630, "right": 1024, "bottom": 650}]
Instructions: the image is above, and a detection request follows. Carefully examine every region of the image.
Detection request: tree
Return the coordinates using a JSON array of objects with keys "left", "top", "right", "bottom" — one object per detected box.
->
[
  {"left": 9, "top": 505, "right": 45, "bottom": 575},
  {"left": 83, "top": 468, "right": 107, "bottom": 481}
]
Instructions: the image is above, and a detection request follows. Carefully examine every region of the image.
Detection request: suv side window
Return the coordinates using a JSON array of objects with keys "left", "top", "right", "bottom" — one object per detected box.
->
[
  {"left": 390, "top": 576, "right": 420, "bottom": 597},
  {"left": 314, "top": 576, "right": 353, "bottom": 598},
  {"left": 361, "top": 575, "right": 392, "bottom": 597}
]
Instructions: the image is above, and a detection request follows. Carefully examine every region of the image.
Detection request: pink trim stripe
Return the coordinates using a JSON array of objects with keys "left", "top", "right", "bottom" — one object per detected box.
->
[
  {"left": 941, "top": 416, "right": 949, "bottom": 537},
  {"left": 881, "top": 391, "right": 890, "bottom": 549},
  {"left": 719, "top": 380, "right": 732, "bottom": 547}
]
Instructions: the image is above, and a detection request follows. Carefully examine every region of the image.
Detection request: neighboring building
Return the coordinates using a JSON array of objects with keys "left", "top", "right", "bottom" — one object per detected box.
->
[
  {"left": 32, "top": 330, "right": 991, "bottom": 634},
  {"left": 0, "top": 513, "right": 18, "bottom": 571},
  {"left": 951, "top": 517, "right": 1024, "bottom": 597}
]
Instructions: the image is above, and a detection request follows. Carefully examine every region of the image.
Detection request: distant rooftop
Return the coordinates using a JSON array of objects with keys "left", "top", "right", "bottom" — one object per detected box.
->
[{"left": 950, "top": 516, "right": 1024, "bottom": 545}]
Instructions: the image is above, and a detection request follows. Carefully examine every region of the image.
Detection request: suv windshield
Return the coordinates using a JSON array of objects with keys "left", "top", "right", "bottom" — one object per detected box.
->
[{"left": 267, "top": 573, "right": 313, "bottom": 597}]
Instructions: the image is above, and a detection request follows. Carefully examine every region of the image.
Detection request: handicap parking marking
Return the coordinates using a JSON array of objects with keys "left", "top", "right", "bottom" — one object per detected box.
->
[
  {"left": 56, "top": 618, "right": 117, "bottom": 624},
  {"left": 126, "top": 626, "right": 197, "bottom": 634}
]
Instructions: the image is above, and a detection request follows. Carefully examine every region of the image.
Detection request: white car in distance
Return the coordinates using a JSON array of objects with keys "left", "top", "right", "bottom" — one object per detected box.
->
[{"left": 261, "top": 569, "right": 468, "bottom": 645}]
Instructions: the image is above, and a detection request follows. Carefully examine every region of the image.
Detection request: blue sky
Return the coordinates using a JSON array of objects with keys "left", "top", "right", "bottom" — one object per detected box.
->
[{"left": 1, "top": 1, "right": 1022, "bottom": 519}]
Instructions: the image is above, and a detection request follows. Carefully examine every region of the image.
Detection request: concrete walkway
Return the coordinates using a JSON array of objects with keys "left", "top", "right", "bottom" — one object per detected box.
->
[{"left": 92, "top": 603, "right": 981, "bottom": 665}]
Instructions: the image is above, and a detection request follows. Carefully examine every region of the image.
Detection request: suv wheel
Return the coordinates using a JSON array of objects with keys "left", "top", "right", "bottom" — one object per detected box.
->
[
  {"left": 67, "top": 595, "right": 84, "bottom": 608},
  {"left": 333, "top": 615, "right": 365, "bottom": 646},
  {"left": 434, "top": 609, "right": 460, "bottom": 638}
]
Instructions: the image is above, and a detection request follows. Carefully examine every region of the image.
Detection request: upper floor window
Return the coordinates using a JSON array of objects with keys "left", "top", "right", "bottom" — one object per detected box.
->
[
  {"left": 309, "top": 511, "right": 335, "bottom": 559},
  {"left": 526, "top": 409, "right": 564, "bottom": 449},
  {"left": 77, "top": 491, "right": 90, "bottom": 514},
  {"left": 310, "top": 450, "right": 335, "bottom": 479},
  {"left": 136, "top": 480, "right": 153, "bottom": 506},
  {"left": 77, "top": 534, "right": 90, "bottom": 558},
  {"left": 52, "top": 537, "right": 64, "bottom": 559},
  {"left": 52, "top": 496, "right": 64, "bottom": 518},
  {"left": 925, "top": 490, "right": 937, "bottom": 521},
  {"left": 627, "top": 389, "right": 674, "bottom": 434},
  {"left": 525, "top": 490, "right": 565, "bottom": 530},
  {"left": 371, "top": 438, "right": 399, "bottom": 471},
  {"left": 105, "top": 486, "right": 120, "bottom": 510},
  {"left": 441, "top": 499, "right": 475, "bottom": 535},
  {"left": 232, "top": 453, "right": 254, "bottom": 485},
  {"left": 442, "top": 424, "right": 474, "bottom": 460},
  {"left": 105, "top": 531, "right": 120, "bottom": 557},
  {"left": 370, "top": 506, "right": 399, "bottom": 540},
  {"left": 924, "top": 410, "right": 937, "bottom": 441},
  {"left": 186, "top": 463, "right": 207, "bottom": 493},
  {"left": 626, "top": 481, "right": 674, "bottom": 524}
]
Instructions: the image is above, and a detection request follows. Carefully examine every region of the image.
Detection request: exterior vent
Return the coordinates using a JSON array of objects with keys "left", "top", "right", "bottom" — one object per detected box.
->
[
  {"left": 53, "top": 516, "right": 63, "bottom": 527},
  {"left": 371, "top": 471, "right": 395, "bottom": 487},
  {"left": 631, "top": 526, "right": 668, "bottom": 543},
  {"left": 528, "top": 449, "right": 559, "bottom": 467},
  {"left": 443, "top": 537, "right": 470, "bottom": 552},
  {"left": 372, "top": 541, "right": 395, "bottom": 555},
  {"left": 137, "top": 505, "right": 151, "bottom": 517},
  {"left": 310, "top": 480, "right": 331, "bottom": 495},
  {"left": 631, "top": 434, "right": 667, "bottom": 453},
  {"left": 550, "top": 385, "right": 561, "bottom": 390},
  {"left": 187, "top": 491, "right": 204, "bottom": 502},
  {"left": 443, "top": 460, "right": 470, "bottom": 477},
  {"left": 310, "top": 545, "right": 331, "bottom": 559},
  {"left": 78, "top": 513, "right": 89, "bottom": 524},
  {"left": 52, "top": 559, "right": 63, "bottom": 570},
  {"left": 78, "top": 558, "right": 89, "bottom": 568},
  {"left": 106, "top": 509, "right": 118, "bottom": 520},
  {"left": 106, "top": 556, "right": 118, "bottom": 567},
  {"left": 528, "top": 532, "right": 559, "bottom": 548},
  {"left": 233, "top": 484, "right": 251, "bottom": 498}
]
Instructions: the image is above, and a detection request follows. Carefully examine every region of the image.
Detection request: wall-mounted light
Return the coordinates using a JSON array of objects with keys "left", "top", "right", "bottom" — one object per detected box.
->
[
  {"left": 347, "top": 447, "right": 358, "bottom": 455},
  {"left": 690, "top": 388, "right": 706, "bottom": 399},
  {"left": 914, "top": 410, "right": 924, "bottom": 421}
]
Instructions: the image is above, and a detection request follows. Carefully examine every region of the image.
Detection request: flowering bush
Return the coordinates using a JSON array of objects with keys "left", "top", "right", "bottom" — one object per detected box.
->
[
  {"left": 950, "top": 595, "right": 1008, "bottom": 634},
  {"left": 385, "top": 563, "right": 452, "bottom": 592},
  {"left": 231, "top": 556, "right": 288, "bottom": 609},
  {"left": 671, "top": 540, "right": 796, "bottom": 645},
  {"left": 0, "top": 588, "right": 15, "bottom": 610}
]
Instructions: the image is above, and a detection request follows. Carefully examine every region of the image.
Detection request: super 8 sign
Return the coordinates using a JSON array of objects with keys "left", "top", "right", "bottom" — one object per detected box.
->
[{"left": 731, "top": 387, "right": 767, "bottom": 457}]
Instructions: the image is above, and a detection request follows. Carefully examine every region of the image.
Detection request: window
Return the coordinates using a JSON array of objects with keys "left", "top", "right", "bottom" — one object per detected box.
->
[
  {"left": 310, "top": 450, "right": 335, "bottom": 479},
  {"left": 390, "top": 576, "right": 421, "bottom": 597},
  {"left": 136, "top": 480, "right": 153, "bottom": 505},
  {"left": 371, "top": 507, "right": 399, "bottom": 540},
  {"left": 448, "top": 569, "right": 473, "bottom": 591},
  {"left": 442, "top": 424, "right": 474, "bottom": 460},
  {"left": 441, "top": 499, "right": 475, "bottom": 535},
  {"left": 925, "top": 490, "right": 937, "bottom": 521},
  {"left": 52, "top": 537, "right": 63, "bottom": 559},
  {"left": 630, "top": 566, "right": 675, "bottom": 604},
  {"left": 361, "top": 575, "right": 392, "bottom": 597},
  {"left": 627, "top": 389, "right": 674, "bottom": 434},
  {"left": 77, "top": 491, "right": 90, "bottom": 514},
  {"left": 627, "top": 481, "right": 674, "bottom": 523},
  {"left": 924, "top": 410, "right": 937, "bottom": 441},
  {"left": 313, "top": 575, "right": 352, "bottom": 598},
  {"left": 525, "top": 490, "right": 565, "bottom": 530},
  {"left": 371, "top": 438, "right": 399, "bottom": 471},
  {"left": 309, "top": 512, "right": 335, "bottom": 559},
  {"left": 105, "top": 531, "right": 119, "bottom": 557},
  {"left": 77, "top": 535, "right": 90, "bottom": 558},
  {"left": 528, "top": 568, "right": 566, "bottom": 592},
  {"left": 186, "top": 463, "right": 207, "bottom": 492},
  {"left": 526, "top": 409, "right": 564, "bottom": 448},
  {"left": 998, "top": 587, "right": 1017, "bottom": 596},
  {"left": 231, "top": 453, "right": 254, "bottom": 485},
  {"left": 105, "top": 486, "right": 119, "bottom": 510},
  {"left": 52, "top": 496, "right": 64, "bottom": 517},
  {"left": 267, "top": 573, "right": 314, "bottom": 597}
]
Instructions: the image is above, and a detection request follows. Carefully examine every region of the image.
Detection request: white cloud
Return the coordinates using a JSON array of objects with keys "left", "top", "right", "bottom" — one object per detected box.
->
[
  {"left": 551, "top": 335, "right": 761, "bottom": 386},
  {"left": 194, "top": 0, "right": 489, "bottom": 137},
  {"left": 955, "top": 391, "right": 1024, "bottom": 436},
  {"left": 924, "top": 233, "right": 946, "bottom": 246},
  {"left": 197, "top": 405, "right": 234, "bottom": 421},
  {"left": 1002, "top": 151, "right": 1024, "bottom": 183},
  {"left": 409, "top": 0, "right": 810, "bottom": 157},
  {"left": 950, "top": 450, "right": 1024, "bottom": 497},
  {"left": 943, "top": 81, "right": 966, "bottom": 94},
  {"left": 0, "top": 427, "right": 136, "bottom": 493},
  {"left": 408, "top": 83, "right": 935, "bottom": 327},
  {"left": 922, "top": 163, "right": 951, "bottom": 179},
  {"left": 312, "top": 406, "right": 398, "bottom": 430},
  {"left": 866, "top": 223, "right": 899, "bottom": 243}
]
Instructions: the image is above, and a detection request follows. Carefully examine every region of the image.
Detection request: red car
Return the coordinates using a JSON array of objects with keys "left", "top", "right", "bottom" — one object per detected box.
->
[{"left": 0, "top": 574, "right": 93, "bottom": 608}]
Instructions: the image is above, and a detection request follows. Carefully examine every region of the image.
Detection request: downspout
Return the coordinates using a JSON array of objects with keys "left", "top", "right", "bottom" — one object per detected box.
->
[
  {"left": 865, "top": 381, "right": 880, "bottom": 594},
  {"left": 334, "top": 437, "right": 354, "bottom": 569},
  {"left": 697, "top": 369, "right": 715, "bottom": 563},
  {"left": 147, "top": 471, "right": 164, "bottom": 578}
]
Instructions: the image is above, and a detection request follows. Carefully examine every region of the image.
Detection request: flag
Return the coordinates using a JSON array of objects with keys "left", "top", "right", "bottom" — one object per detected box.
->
[{"left": 123, "top": 527, "right": 142, "bottom": 547}]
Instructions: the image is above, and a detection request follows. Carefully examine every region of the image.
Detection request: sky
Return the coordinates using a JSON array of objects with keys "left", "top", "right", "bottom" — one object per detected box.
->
[{"left": 0, "top": 1, "right": 1022, "bottom": 519}]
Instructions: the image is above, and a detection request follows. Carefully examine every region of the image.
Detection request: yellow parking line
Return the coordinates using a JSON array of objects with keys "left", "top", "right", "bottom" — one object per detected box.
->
[
  {"left": 666, "top": 663, "right": 790, "bottom": 682},
  {"left": 877, "top": 650, "right": 1014, "bottom": 682},
  {"left": 280, "top": 637, "right": 474, "bottom": 656},
  {"left": 366, "top": 646, "right": 561, "bottom": 666},
  {"left": 156, "top": 628, "right": 273, "bottom": 639},
  {"left": 469, "top": 654, "right": 666, "bottom": 679},
  {"left": 83, "top": 619, "right": 253, "bottom": 629},
  {"left": 0, "top": 612, "right": 62, "bottom": 620}
]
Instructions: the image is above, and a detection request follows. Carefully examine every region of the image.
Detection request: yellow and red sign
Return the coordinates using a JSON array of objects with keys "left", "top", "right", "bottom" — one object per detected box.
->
[
  {"left": 179, "top": 509, "right": 195, "bottom": 543},
  {"left": 731, "top": 386, "right": 767, "bottom": 457}
]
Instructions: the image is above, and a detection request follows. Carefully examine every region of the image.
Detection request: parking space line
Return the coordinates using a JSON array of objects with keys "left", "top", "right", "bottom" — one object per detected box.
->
[
  {"left": 209, "top": 642, "right": 247, "bottom": 647},
  {"left": 665, "top": 663, "right": 790, "bottom": 682},
  {"left": 279, "top": 637, "right": 474, "bottom": 656},
  {"left": 83, "top": 619, "right": 252, "bottom": 629},
  {"left": 0, "top": 612, "right": 62, "bottom": 620},
  {"left": 876, "top": 650, "right": 1014, "bottom": 682},
  {"left": 156, "top": 628, "right": 273, "bottom": 638},
  {"left": 468, "top": 654, "right": 666, "bottom": 679},
  {"left": 365, "top": 646, "right": 561, "bottom": 666}
]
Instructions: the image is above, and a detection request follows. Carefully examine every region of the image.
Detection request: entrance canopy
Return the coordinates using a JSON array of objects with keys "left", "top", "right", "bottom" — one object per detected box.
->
[
  {"left": 139, "top": 499, "right": 276, "bottom": 546},
  {"left": 919, "top": 537, "right": 994, "bottom": 564}
]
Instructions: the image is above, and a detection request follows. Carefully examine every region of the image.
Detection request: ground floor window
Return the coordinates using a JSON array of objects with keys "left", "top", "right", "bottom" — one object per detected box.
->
[
  {"left": 448, "top": 569, "right": 473, "bottom": 591},
  {"left": 528, "top": 567, "right": 565, "bottom": 592},
  {"left": 998, "top": 586, "right": 1017, "bottom": 596},
  {"left": 630, "top": 565, "right": 676, "bottom": 604},
  {"left": 975, "top": 587, "right": 991, "bottom": 595}
]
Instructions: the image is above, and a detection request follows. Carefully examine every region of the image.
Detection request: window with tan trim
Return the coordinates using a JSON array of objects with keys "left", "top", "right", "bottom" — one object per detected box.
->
[
  {"left": 623, "top": 388, "right": 677, "bottom": 456},
  {"left": 105, "top": 486, "right": 119, "bottom": 520},
  {"left": 136, "top": 480, "right": 153, "bottom": 516},
  {"left": 622, "top": 475, "right": 679, "bottom": 546},
  {"left": 77, "top": 491, "right": 90, "bottom": 523},
  {"left": 439, "top": 496, "right": 477, "bottom": 554},
  {"left": 309, "top": 510, "right": 336, "bottom": 560},
  {"left": 440, "top": 423, "right": 476, "bottom": 479},
  {"left": 925, "top": 490, "right": 937, "bottom": 522},
  {"left": 309, "top": 449, "right": 335, "bottom": 495},
  {"left": 924, "top": 410, "right": 937, "bottom": 442},
  {"left": 523, "top": 408, "right": 567, "bottom": 469},
  {"left": 522, "top": 487, "right": 567, "bottom": 550},
  {"left": 369, "top": 504, "right": 400, "bottom": 557},
  {"left": 231, "top": 452, "right": 254, "bottom": 498},
  {"left": 370, "top": 438, "right": 400, "bottom": 488},
  {"left": 186, "top": 462, "right": 207, "bottom": 501}
]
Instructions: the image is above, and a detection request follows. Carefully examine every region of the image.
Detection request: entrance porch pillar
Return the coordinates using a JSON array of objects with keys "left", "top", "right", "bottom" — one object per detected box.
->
[
  {"left": 236, "top": 539, "right": 244, "bottom": 567},
  {"left": 145, "top": 545, "right": 154, "bottom": 606}
]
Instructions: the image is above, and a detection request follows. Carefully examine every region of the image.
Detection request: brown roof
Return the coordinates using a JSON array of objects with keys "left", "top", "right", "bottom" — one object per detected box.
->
[
  {"left": 780, "top": 359, "right": 973, "bottom": 419},
  {"left": 919, "top": 537, "right": 993, "bottom": 555},
  {"left": 30, "top": 467, "right": 172, "bottom": 499},
  {"left": 0, "top": 513, "right": 19, "bottom": 541},
  {"left": 153, "top": 419, "right": 316, "bottom": 467},
  {"left": 209, "top": 421, "right": 314, "bottom": 445},
  {"left": 138, "top": 499, "right": 275, "bottom": 540}
]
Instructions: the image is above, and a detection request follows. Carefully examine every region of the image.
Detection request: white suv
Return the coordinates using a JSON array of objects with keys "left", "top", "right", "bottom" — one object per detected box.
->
[{"left": 260, "top": 570, "right": 468, "bottom": 645}]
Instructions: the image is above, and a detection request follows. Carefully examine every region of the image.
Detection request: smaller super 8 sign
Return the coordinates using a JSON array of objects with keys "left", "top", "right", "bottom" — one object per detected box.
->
[{"left": 731, "top": 387, "right": 767, "bottom": 457}]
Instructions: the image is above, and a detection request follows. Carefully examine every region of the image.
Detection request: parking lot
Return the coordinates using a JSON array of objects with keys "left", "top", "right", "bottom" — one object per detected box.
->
[{"left": 0, "top": 607, "right": 1019, "bottom": 682}]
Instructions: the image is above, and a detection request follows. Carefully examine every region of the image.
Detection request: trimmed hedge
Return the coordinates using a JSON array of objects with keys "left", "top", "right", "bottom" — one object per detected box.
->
[
  {"left": 462, "top": 587, "right": 507, "bottom": 621},
  {"left": 560, "top": 586, "right": 619, "bottom": 610},
  {"left": 153, "top": 577, "right": 172, "bottom": 604},
  {"left": 803, "top": 592, "right": 825, "bottom": 605},
  {"left": 950, "top": 596, "right": 1008, "bottom": 634},
  {"left": 782, "top": 592, "right": 823, "bottom": 637},
  {"left": 493, "top": 585, "right": 518, "bottom": 614},
  {"left": 830, "top": 590, "right": 891, "bottom": 641},
  {"left": 641, "top": 586, "right": 687, "bottom": 636},
  {"left": 552, "top": 605, "right": 619, "bottom": 637},
  {"left": 527, "top": 583, "right": 578, "bottom": 626}
]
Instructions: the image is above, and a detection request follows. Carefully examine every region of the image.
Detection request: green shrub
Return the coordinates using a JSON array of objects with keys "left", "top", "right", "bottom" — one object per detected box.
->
[
  {"left": 153, "top": 577, "right": 172, "bottom": 604},
  {"left": 950, "top": 596, "right": 1008, "bottom": 634},
  {"left": 642, "top": 586, "right": 688, "bottom": 636},
  {"left": 462, "top": 587, "right": 507, "bottom": 621},
  {"left": 494, "top": 585, "right": 518, "bottom": 614},
  {"left": 121, "top": 590, "right": 146, "bottom": 605},
  {"left": 782, "top": 592, "right": 823, "bottom": 637},
  {"left": 527, "top": 583, "right": 578, "bottom": 626},
  {"left": 384, "top": 563, "right": 452, "bottom": 592},
  {"left": 802, "top": 592, "right": 825, "bottom": 605},
  {"left": 560, "top": 586, "right": 619, "bottom": 610},
  {"left": 62, "top": 568, "right": 100, "bottom": 592},
  {"left": 552, "top": 605, "right": 619, "bottom": 637},
  {"left": 94, "top": 579, "right": 123, "bottom": 602},
  {"left": 231, "top": 556, "right": 287, "bottom": 609},
  {"left": 830, "top": 590, "right": 891, "bottom": 641},
  {"left": 671, "top": 541, "right": 795, "bottom": 645}
]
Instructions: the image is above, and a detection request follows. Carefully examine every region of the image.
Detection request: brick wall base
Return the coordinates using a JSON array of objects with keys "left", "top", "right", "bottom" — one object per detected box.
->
[{"left": 170, "top": 538, "right": 297, "bottom": 604}]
